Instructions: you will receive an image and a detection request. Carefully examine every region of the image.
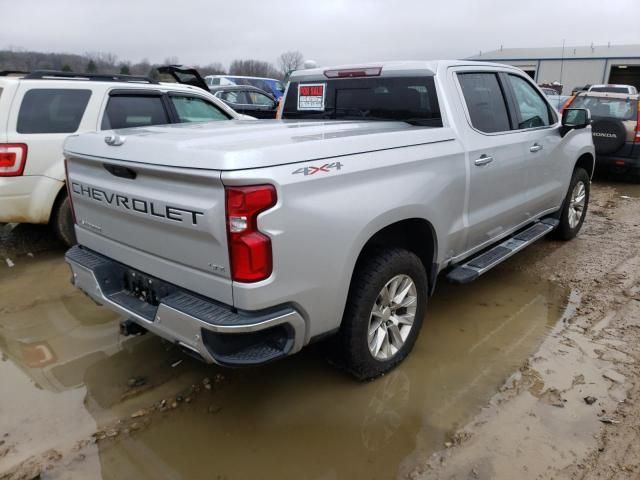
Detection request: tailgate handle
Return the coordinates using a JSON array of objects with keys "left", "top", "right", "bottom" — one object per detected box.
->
[{"left": 103, "top": 163, "right": 137, "bottom": 179}]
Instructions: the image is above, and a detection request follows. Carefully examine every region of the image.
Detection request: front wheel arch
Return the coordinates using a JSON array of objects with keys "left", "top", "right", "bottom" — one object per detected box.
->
[{"left": 574, "top": 152, "right": 595, "bottom": 179}]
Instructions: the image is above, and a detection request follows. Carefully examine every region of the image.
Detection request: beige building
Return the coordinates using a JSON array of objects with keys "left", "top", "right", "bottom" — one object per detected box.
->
[{"left": 469, "top": 44, "right": 640, "bottom": 95}]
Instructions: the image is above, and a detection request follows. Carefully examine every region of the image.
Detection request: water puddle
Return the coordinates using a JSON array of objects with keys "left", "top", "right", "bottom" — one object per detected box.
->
[{"left": 0, "top": 253, "right": 571, "bottom": 479}]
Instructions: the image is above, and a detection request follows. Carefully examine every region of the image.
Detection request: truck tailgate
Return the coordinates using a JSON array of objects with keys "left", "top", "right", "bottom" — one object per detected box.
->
[{"left": 66, "top": 153, "right": 232, "bottom": 304}]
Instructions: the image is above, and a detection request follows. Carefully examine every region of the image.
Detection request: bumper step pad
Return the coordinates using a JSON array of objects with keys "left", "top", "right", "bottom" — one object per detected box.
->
[
  {"left": 446, "top": 219, "right": 558, "bottom": 284},
  {"left": 65, "top": 245, "right": 299, "bottom": 366}
]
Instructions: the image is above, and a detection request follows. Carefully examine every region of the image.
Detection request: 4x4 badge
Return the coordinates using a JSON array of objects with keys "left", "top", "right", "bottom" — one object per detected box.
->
[{"left": 292, "top": 162, "right": 343, "bottom": 176}]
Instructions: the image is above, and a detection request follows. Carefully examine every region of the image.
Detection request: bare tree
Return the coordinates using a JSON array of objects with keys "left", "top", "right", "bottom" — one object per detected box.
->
[
  {"left": 85, "top": 51, "right": 119, "bottom": 73},
  {"left": 200, "top": 62, "right": 227, "bottom": 76},
  {"left": 164, "top": 56, "right": 180, "bottom": 65},
  {"left": 229, "top": 59, "right": 282, "bottom": 79},
  {"left": 277, "top": 51, "right": 304, "bottom": 76},
  {"left": 0, "top": 49, "right": 227, "bottom": 78}
]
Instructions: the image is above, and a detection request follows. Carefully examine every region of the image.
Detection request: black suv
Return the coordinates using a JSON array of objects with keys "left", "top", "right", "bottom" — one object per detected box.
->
[{"left": 210, "top": 85, "right": 279, "bottom": 119}]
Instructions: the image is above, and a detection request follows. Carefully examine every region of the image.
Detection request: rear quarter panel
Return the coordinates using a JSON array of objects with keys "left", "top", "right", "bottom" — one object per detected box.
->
[
  {"left": 222, "top": 134, "right": 466, "bottom": 341},
  {"left": 0, "top": 81, "right": 19, "bottom": 143}
]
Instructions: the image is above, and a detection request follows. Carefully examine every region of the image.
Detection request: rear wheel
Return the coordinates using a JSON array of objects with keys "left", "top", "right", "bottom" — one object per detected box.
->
[
  {"left": 51, "top": 193, "right": 76, "bottom": 247},
  {"left": 554, "top": 168, "right": 590, "bottom": 241},
  {"left": 337, "top": 248, "right": 427, "bottom": 380}
]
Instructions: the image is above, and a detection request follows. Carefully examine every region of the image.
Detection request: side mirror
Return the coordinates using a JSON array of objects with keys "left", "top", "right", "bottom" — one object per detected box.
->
[{"left": 560, "top": 108, "right": 591, "bottom": 137}]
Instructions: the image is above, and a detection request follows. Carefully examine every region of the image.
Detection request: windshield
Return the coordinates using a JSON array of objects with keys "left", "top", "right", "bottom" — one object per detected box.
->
[
  {"left": 571, "top": 95, "right": 638, "bottom": 120},
  {"left": 590, "top": 86, "right": 630, "bottom": 94},
  {"left": 282, "top": 76, "right": 442, "bottom": 126}
]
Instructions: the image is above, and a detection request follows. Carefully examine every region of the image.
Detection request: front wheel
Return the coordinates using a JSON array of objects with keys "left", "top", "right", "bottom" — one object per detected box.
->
[
  {"left": 554, "top": 168, "right": 590, "bottom": 241},
  {"left": 336, "top": 248, "right": 427, "bottom": 380}
]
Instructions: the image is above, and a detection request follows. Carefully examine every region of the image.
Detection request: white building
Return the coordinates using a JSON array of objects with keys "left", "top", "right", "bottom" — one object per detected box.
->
[{"left": 469, "top": 44, "right": 640, "bottom": 94}]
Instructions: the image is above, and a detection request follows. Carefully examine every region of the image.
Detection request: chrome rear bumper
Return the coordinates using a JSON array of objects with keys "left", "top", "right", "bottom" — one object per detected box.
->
[{"left": 65, "top": 246, "right": 306, "bottom": 366}]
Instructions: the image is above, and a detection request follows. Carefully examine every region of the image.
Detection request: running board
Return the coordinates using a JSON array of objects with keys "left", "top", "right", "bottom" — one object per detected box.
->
[{"left": 446, "top": 219, "right": 559, "bottom": 284}]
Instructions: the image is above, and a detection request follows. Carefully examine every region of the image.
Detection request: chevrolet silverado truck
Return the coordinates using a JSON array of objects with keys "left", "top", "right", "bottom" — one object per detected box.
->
[{"left": 63, "top": 61, "right": 594, "bottom": 380}]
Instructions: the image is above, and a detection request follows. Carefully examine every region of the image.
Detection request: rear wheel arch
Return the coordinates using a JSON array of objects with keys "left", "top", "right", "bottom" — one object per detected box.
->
[
  {"left": 50, "top": 184, "right": 76, "bottom": 246},
  {"left": 49, "top": 183, "right": 68, "bottom": 222},
  {"left": 350, "top": 218, "right": 438, "bottom": 296}
]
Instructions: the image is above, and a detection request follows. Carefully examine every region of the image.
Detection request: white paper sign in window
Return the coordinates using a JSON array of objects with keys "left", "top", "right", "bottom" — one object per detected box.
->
[{"left": 298, "top": 83, "right": 326, "bottom": 111}]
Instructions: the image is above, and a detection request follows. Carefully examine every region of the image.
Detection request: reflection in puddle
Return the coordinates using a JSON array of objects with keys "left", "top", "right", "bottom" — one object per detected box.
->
[{"left": 0, "top": 253, "right": 570, "bottom": 479}]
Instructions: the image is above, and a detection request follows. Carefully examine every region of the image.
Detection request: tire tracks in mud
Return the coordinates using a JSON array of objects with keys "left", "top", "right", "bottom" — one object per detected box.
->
[{"left": 415, "top": 184, "right": 640, "bottom": 480}]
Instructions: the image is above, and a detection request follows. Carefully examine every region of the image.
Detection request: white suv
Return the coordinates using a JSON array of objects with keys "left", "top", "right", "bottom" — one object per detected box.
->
[
  {"left": 0, "top": 70, "right": 246, "bottom": 245},
  {"left": 588, "top": 84, "right": 638, "bottom": 95}
]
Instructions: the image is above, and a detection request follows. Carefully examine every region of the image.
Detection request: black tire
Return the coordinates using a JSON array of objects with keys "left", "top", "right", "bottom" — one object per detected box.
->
[
  {"left": 51, "top": 193, "right": 77, "bottom": 247},
  {"left": 554, "top": 168, "right": 590, "bottom": 241},
  {"left": 336, "top": 248, "right": 428, "bottom": 380}
]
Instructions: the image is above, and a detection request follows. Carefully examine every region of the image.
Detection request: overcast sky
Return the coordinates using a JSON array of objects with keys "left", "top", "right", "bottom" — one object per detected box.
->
[{"left": 2, "top": 0, "right": 640, "bottom": 68}]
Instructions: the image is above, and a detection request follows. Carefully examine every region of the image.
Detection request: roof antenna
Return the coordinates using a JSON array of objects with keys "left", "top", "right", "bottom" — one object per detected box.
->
[{"left": 559, "top": 39, "right": 565, "bottom": 90}]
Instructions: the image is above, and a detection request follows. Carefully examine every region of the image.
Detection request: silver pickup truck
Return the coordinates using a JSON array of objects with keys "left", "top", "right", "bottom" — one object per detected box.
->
[{"left": 63, "top": 60, "right": 594, "bottom": 380}]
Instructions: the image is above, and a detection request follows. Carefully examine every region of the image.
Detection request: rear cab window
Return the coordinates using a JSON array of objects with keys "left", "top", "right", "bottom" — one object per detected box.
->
[
  {"left": 282, "top": 76, "right": 442, "bottom": 127},
  {"left": 590, "top": 87, "right": 630, "bottom": 94},
  {"left": 17, "top": 89, "right": 91, "bottom": 133},
  {"left": 570, "top": 95, "right": 638, "bottom": 121}
]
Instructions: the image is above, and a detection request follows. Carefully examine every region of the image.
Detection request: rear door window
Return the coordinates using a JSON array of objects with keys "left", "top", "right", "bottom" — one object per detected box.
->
[
  {"left": 283, "top": 76, "right": 441, "bottom": 126},
  {"left": 170, "top": 95, "right": 229, "bottom": 122},
  {"left": 506, "top": 74, "right": 553, "bottom": 129},
  {"left": 219, "top": 91, "right": 249, "bottom": 105},
  {"left": 247, "top": 91, "right": 274, "bottom": 106},
  {"left": 17, "top": 89, "right": 91, "bottom": 134},
  {"left": 101, "top": 94, "right": 170, "bottom": 130},
  {"left": 457, "top": 73, "right": 511, "bottom": 133}
]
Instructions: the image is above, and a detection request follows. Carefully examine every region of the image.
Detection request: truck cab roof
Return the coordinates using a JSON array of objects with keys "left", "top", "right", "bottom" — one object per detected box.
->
[{"left": 290, "top": 60, "right": 518, "bottom": 81}]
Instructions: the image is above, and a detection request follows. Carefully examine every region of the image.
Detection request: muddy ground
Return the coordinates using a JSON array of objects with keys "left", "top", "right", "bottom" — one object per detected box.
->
[{"left": 1, "top": 180, "right": 639, "bottom": 480}]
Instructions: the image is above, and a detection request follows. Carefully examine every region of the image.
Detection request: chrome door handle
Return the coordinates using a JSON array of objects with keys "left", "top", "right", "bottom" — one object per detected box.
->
[
  {"left": 474, "top": 154, "right": 494, "bottom": 166},
  {"left": 530, "top": 143, "right": 543, "bottom": 153}
]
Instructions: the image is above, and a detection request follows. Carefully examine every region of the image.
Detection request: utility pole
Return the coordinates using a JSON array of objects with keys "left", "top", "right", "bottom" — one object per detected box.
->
[{"left": 559, "top": 39, "right": 565, "bottom": 94}]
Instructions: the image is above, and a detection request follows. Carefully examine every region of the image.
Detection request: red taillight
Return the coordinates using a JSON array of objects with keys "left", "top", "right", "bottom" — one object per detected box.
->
[
  {"left": 635, "top": 100, "right": 640, "bottom": 144},
  {"left": 324, "top": 67, "right": 382, "bottom": 78},
  {"left": 225, "top": 185, "right": 277, "bottom": 282},
  {"left": 0, "top": 143, "right": 27, "bottom": 177},
  {"left": 559, "top": 95, "right": 576, "bottom": 113},
  {"left": 64, "top": 158, "right": 77, "bottom": 224}
]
